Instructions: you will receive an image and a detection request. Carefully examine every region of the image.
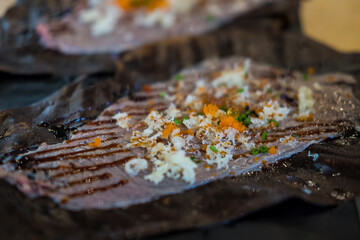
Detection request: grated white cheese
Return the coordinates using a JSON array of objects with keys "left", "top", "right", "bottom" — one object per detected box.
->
[
  {"left": 113, "top": 112, "right": 131, "bottom": 129},
  {"left": 260, "top": 100, "right": 290, "bottom": 122},
  {"left": 125, "top": 158, "right": 148, "bottom": 175},
  {"left": 80, "top": 1, "right": 123, "bottom": 37},
  {"left": 145, "top": 150, "right": 197, "bottom": 184},
  {"left": 298, "top": 86, "right": 314, "bottom": 116},
  {"left": 212, "top": 70, "right": 245, "bottom": 88}
]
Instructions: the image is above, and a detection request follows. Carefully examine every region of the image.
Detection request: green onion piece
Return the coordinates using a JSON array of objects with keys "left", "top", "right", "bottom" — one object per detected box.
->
[
  {"left": 303, "top": 72, "right": 309, "bottom": 81},
  {"left": 273, "top": 94, "right": 280, "bottom": 98},
  {"left": 243, "top": 117, "right": 251, "bottom": 127},
  {"left": 159, "top": 92, "right": 166, "bottom": 98},
  {"left": 190, "top": 156, "right": 195, "bottom": 160},
  {"left": 250, "top": 148, "right": 259, "bottom": 155},
  {"left": 237, "top": 114, "right": 247, "bottom": 122},
  {"left": 259, "top": 145, "right": 268, "bottom": 154},
  {"left": 175, "top": 74, "right": 183, "bottom": 81},
  {"left": 292, "top": 134, "right": 299, "bottom": 137},
  {"left": 267, "top": 88, "right": 273, "bottom": 94},
  {"left": 268, "top": 119, "right": 280, "bottom": 127},
  {"left": 174, "top": 118, "right": 180, "bottom": 125},
  {"left": 210, "top": 145, "right": 218, "bottom": 153},
  {"left": 197, "top": 112, "right": 203, "bottom": 116},
  {"left": 237, "top": 88, "right": 245, "bottom": 93},
  {"left": 261, "top": 131, "right": 268, "bottom": 140}
]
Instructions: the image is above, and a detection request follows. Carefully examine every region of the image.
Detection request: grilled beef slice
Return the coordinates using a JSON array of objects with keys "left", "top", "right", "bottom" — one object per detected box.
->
[{"left": 1, "top": 58, "right": 358, "bottom": 211}]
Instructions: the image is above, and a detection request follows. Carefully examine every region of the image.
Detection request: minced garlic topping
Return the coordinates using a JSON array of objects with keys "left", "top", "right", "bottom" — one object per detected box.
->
[{"left": 116, "top": 59, "right": 314, "bottom": 185}]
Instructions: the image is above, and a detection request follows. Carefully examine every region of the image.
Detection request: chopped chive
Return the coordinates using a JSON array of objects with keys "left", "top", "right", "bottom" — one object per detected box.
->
[
  {"left": 210, "top": 145, "right": 218, "bottom": 153},
  {"left": 268, "top": 119, "right": 280, "bottom": 127},
  {"left": 159, "top": 92, "right": 166, "bottom": 98},
  {"left": 250, "top": 148, "right": 259, "bottom": 155},
  {"left": 303, "top": 72, "right": 309, "bottom": 81},
  {"left": 267, "top": 88, "right": 273, "bottom": 94},
  {"left": 292, "top": 134, "right": 299, "bottom": 137},
  {"left": 259, "top": 145, "right": 268, "bottom": 153},
  {"left": 190, "top": 156, "right": 195, "bottom": 160},
  {"left": 237, "top": 88, "right": 245, "bottom": 93},
  {"left": 174, "top": 118, "right": 180, "bottom": 125},
  {"left": 197, "top": 112, "right": 203, "bottom": 116},
  {"left": 175, "top": 74, "right": 184, "bottom": 81},
  {"left": 261, "top": 131, "right": 268, "bottom": 140},
  {"left": 245, "top": 110, "right": 251, "bottom": 116}
]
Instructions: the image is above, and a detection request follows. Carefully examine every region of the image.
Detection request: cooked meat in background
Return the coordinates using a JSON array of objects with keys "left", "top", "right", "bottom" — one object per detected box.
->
[{"left": 36, "top": 0, "right": 300, "bottom": 55}]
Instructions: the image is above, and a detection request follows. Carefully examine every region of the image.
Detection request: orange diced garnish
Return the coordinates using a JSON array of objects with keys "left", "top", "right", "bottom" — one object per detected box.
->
[
  {"left": 147, "top": 100, "right": 153, "bottom": 105},
  {"left": 297, "top": 113, "right": 314, "bottom": 122},
  {"left": 89, "top": 138, "right": 101, "bottom": 147},
  {"left": 261, "top": 160, "right": 267, "bottom": 166},
  {"left": 219, "top": 116, "right": 246, "bottom": 132},
  {"left": 254, "top": 157, "right": 259, "bottom": 162},
  {"left": 142, "top": 84, "right": 152, "bottom": 92},
  {"left": 203, "top": 104, "right": 218, "bottom": 117},
  {"left": 268, "top": 146, "right": 277, "bottom": 154},
  {"left": 115, "top": 0, "right": 168, "bottom": 11},
  {"left": 307, "top": 67, "right": 315, "bottom": 75},
  {"left": 162, "top": 124, "right": 177, "bottom": 139},
  {"left": 204, "top": 164, "right": 213, "bottom": 169}
]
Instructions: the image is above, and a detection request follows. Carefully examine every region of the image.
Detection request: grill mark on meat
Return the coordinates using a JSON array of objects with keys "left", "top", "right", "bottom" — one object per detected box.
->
[
  {"left": 60, "top": 173, "right": 113, "bottom": 188},
  {"left": 272, "top": 122, "right": 345, "bottom": 132},
  {"left": 65, "top": 132, "right": 117, "bottom": 143},
  {"left": 86, "top": 119, "right": 117, "bottom": 126},
  {"left": 29, "top": 145, "right": 130, "bottom": 164},
  {"left": 63, "top": 180, "right": 129, "bottom": 200},
  {"left": 49, "top": 156, "right": 136, "bottom": 179},
  {"left": 73, "top": 126, "right": 119, "bottom": 134},
  {"left": 27, "top": 137, "right": 120, "bottom": 156},
  {"left": 101, "top": 105, "right": 168, "bottom": 117}
]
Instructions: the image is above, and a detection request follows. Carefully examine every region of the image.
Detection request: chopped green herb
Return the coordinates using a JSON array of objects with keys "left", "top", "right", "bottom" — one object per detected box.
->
[
  {"left": 259, "top": 145, "right": 268, "bottom": 153},
  {"left": 267, "top": 88, "right": 273, "bottom": 94},
  {"left": 261, "top": 131, "right": 268, "bottom": 140},
  {"left": 292, "top": 134, "right": 299, "bottom": 137},
  {"left": 268, "top": 119, "right": 280, "bottom": 127},
  {"left": 237, "top": 88, "right": 245, "bottom": 93},
  {"left": 273, "top": 94, "right": 280, "bottom": 98},
  {"left": 210, "top": 145, "right": 218, "bottom": 153},
  {"left": 175, "top": 74, "right": 183, "bottom": 81},
  {"left": 250, "top": 148, "right": 259, "bottom": 155},
  {"left": 243, "top": 117, "right": 251, "bottom": 127},
  {"left": 197, "top": 112, "right": 204, "bottom": 116},
  {"left": 190, "top": 156, "right": 195, "bottom": 160},
  {"left": 303, "top": 72, "right": 309, "bottom": 81},
  {"left": 174, "top": 118, "right": 180, "bottom": 125},
  {"left": 159, "top": 92, "right": 166, "bottom": 98}
]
